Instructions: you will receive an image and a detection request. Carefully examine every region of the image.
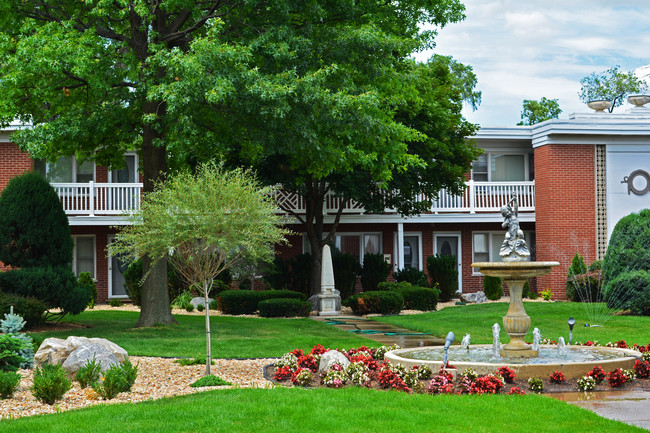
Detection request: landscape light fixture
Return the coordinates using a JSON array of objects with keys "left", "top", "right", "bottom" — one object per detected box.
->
[
  {"left": 568, "top": 317, "right": 575, "bottom": 345},
  {"left": 442, "top": 331, "right": 455, "bottom": 368}
]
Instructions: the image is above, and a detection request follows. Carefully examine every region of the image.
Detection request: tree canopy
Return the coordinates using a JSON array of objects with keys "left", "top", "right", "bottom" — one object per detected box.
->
[
  {"left": 517, "top": 97, "right": 562, "bottom": 126},
  {"left": 0, "top": 0, "right": 478, "bottom": 301},
  {"left": 578, "top": 66, "right": 648, "bottom": 112}
]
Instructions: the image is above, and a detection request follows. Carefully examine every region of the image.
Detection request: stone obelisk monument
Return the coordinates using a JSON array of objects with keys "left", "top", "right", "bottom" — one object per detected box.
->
[{"left": 317, "top": 245, "right": 340, "bottom": 316}]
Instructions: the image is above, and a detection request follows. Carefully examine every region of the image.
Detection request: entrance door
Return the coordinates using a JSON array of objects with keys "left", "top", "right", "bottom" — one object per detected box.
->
[
  {"left": 394, "top": 233, "right": 422, "bottom": 270},
  {"left": 107, "top": 235, "right": 129, "bottom": 299},
  {"left": 434, "top": 233, "right": 462, "bottom": 293}
]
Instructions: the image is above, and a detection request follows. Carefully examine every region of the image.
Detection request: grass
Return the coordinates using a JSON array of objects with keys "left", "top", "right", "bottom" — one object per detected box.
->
[
  {"left": 374, "top": 302, "right": 650, "bottom": 345},
  {"left": 29, "top": 311, "right": 376, "bottom": 358},
  {"left": 0, "top": 387, "right": 645, "bottom": 433}
]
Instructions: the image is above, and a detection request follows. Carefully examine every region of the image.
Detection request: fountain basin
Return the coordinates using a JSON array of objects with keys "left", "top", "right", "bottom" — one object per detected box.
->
[{"left": 385, "top": 345, "right": 639, "bottom": 380}]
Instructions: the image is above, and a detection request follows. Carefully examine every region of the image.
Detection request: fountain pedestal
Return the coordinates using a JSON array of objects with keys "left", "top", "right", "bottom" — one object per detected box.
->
[{"left": 472, "top": 261, "right": 559, "bottom": 358}]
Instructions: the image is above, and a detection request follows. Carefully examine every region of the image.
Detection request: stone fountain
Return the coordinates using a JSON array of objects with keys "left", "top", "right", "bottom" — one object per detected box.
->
[{"left": 384, "top": 194, "right": 639, "bottom": 379}]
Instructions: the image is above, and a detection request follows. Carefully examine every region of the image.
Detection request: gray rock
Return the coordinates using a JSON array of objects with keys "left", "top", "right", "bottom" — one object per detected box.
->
[
  {"left": 62, "top": 343, "right": 120, "bottom": 374},
  {"left": 459, "top": 291, "right": 489, "bottom": 304},
  {"left": 190, "top": 297, "right": 214, "bottom": 308},
  {"left": 35, "top": 336, "right": 128, "bottom": 370},
  {"left": 318, "top": 350, "right": 350, "bottom": 373},
  {"left": 308, "top": 290, "right": 342, "bottom": 311}
]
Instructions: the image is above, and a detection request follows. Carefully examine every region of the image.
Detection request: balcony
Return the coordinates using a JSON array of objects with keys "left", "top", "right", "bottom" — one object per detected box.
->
[
  {"left": 52, "top": 182, "right": 142, "bottom": 216},
  {"left": 274, "top": 181, "right": 535, "bottom": 215}
]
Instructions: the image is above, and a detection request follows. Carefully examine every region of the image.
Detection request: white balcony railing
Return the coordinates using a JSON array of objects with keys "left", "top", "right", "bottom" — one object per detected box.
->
[
  {"left": 274, "top": 181, "right": 535, "bottom": 215},
  {"left": 52, "top": 182, "right": 142, "bottom": 216}
]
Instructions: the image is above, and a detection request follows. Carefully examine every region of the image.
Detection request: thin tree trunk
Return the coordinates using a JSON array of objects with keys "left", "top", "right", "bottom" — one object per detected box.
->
[{"left": 204, "top": 280, "right": 211, "bottom": 376}]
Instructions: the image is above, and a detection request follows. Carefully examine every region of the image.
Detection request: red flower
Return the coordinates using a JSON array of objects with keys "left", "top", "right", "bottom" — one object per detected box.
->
[
  {"left": 469, "top": 374, "right": 504, "bottom": 395},
  {"left": 615, "top": 340, "right": 628, "bottom": 349},
  {"left": 273, "top": 366, "right": 293, "bottom": 381},
  {"left": 497, "top": 366, "right": 516, "bottom": 384},
  {"left": 508, "top": 387, "right": 525, "bottom": 395},
  {"left": 587, "top": 366, "right": 606, "bottom": 383},
  {"left": 297, "top": 355, "right": 318, "bottom": 372},
  {"left": 310, "top": 344, "right": 327, "bottom": 356},
  {"left": 290, "top": 348, "right": 304, "bottom": 358},
  {"left": 633, "top": 359, "right": 650, "bottom": 379},
  {"left": 607, "top": 368, "right": 628, "bottom": 388},
  {"left": 549, "top": 370, "right": 565, "bottom": 384}
]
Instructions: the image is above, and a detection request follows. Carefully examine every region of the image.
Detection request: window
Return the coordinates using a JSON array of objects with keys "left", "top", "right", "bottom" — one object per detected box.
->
[
  {"left": 472, "top": 231, "right": 535, "bottom": 273},
  {"left": 35, "top": 156, "right": 94, "bottom": 183},
  {"left": 303, "top": 232, "right": 381, "bottom": 264},
  {"left": 73, "top": 236, "right": 96, "bottom": 279},
  {"left": 472, "top": 153, "right": 533, "bottom": 181}
]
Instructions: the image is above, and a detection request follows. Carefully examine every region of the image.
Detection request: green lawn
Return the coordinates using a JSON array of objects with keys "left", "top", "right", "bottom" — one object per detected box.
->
[
  {"left": 29, "top": 311, "right": 376, "bottom": 358},
  {"left": 0, "top": 387, "right": 644, "bottom": 433},
  {"left": 374, "top": 302, "right": 650, "bottom": 346}
]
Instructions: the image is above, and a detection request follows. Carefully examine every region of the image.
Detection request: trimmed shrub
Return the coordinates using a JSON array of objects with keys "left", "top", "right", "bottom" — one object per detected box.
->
[
  {"left": 0, "top": 266, "right": 91, "bottom": 315},
  {"left": 483, "top": 276, "right": 503, "bottom": 300},
  {"left": 332, "top": 249, "right": 360, "bottom": 300},
  {"left": 92, "top": 359, "right": 138, "bottom": 400},
  {"left": 427, "top": 255, "right": 458, "bottom": 302},
  {"left": 604, "top": 270, "right": 650, "bottom": 315},
  {"left": 393, "top": 267, "right": 428, "bottom": 287},
  {"left": 190, "top": 375, "right": 231, "bottom": 387},
  {"left": 0, "top": 292, "right": 46, "bottom": 329},
  {"left": 31, "top": 363, "right": 72, "bottom": 405},
  {"left": 378, "top": 281, "right": 439, "bottom": 311},
  {"left": 360, "top": 253, "right": 391, "bottom": 292},
  {"left": 345, "top": 291, "right": 404, "bottom": 315},
  {"left": 258, "top": 298, "right": 311, "bottom": 318},
  {"left": 217, "top": 289, "right": 306, "bottom": 315},
  {"left": 0, "top": 172, "right": 73, "bottom": 268},
  {"left": 78, "top": 272, "right": 97, "bottom": 309},
  {"left": 566, "top": 253, "right": 587, "bottom": 301},
  {"left": 76, "top": 358, "right": 102, "bottom": 388},
  {"left": 0, "top": 371, "right": 20, "bottom": 399},
  {"left": 0, "top": 334, "right": 26, "bottom": 372}
]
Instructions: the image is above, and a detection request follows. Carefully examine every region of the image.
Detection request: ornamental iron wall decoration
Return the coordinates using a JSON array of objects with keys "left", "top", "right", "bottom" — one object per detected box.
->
[{"left": 622, "top": 169, "right": 650, "bottom": 195}]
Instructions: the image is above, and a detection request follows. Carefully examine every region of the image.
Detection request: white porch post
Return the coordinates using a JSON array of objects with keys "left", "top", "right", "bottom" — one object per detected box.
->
[
  {"left": 397, "top": 222, "right": 404, "bottom": 271},
  {"left": 88, "top": 181, "right": 95, "bottom": 217}
]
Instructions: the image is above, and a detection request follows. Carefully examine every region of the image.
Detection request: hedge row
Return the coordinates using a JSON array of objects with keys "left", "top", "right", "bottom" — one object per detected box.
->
[
  {"left": 217, "top": 290, "right": 307, "bottom": 315},
  {"left": 345, "top": 291, "right": 404, "bottom": 315},
  {"left": 258, "top": 298, "right": 311, "bottom": 318},
  {"left": 377, "top": 281, "right": 440, "bottom": 311}
]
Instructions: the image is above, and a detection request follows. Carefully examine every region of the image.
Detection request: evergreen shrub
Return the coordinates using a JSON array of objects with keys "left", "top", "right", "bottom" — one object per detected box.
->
[
  {"left": 31, "top": 363, "right": 72, "bottom": 404},
  {"left": 76, "top": 358, "right": 102, "bottom": 388},
  {"left": 483, "top": 276, "right": 503, "bottom": 300},
  {"left": 78, "top": 272, "right": 97, "bottom": 309},
  {"left": 345, "top": 291, "right": 404, "bottom": 315},
  {"left": 360, "top": 253, "right": 391, "bottom": 292},
  {"left": 393, "top": 267, "right": 428, "bottom": 287},
  {"left": 0, "top": 292, "right": 46, "bottom": 328},
  {"left": 123, "top": 258, "right": 190, "bottom": 307},
  {"left": 0, "top": 334, "right": 26, "bottom": 372},
  {"left": 263, "top": 257, "right": 292, "bottom": 290},
  {"left": 217, "top": 290, "right": 305, "bottom": 315},
  {"left": 0, "top": 371, "right": 20, "bottom": 399},
  {"left": 258, "top": 298, "right": 311, "bottom": 318},
  {"left": 378, "top": 282, "right": 439, "bottom": 311},
  {"left": 332, "top": 249, "right": 360, "bottom": 300},
  {"left": 605, "top": 270, "right": 650, "bottom": 315},
  {"left": 289, "top": 253, "right": 311, "bottom": 296},
  {"left": 426, "top": 255, "right": 458, "bottom": 302}
]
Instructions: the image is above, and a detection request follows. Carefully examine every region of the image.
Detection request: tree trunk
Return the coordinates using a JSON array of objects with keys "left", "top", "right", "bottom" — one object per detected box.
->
[
  {"left": 204, "top": 280, "right": 211, "bottom": 376},
  {"left": 307, "top": 183, "right": 325, "bottom": 296}
]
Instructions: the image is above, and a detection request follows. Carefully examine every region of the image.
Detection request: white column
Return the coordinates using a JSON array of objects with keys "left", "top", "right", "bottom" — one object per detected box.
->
[{"left": 397, "top": 222, "right": 404, "bottom": 271}]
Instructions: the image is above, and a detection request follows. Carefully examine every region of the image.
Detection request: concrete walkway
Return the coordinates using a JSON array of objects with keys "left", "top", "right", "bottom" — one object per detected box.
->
[{"left": 311, "top": 315, "right": 444, "bottom": 348}]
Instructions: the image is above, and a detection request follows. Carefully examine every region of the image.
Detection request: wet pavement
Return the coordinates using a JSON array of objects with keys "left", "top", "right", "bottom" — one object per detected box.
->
[
  {"left": 551, "top": 390, "right": 650, "bottom": 430},
  {"left": 311, "top": 315, "right": 444, "bottom": 348}
]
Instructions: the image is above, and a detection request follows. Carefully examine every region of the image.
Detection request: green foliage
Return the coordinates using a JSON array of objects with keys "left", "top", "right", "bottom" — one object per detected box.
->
[
  {"left": 378, "top": 282, "right": 439, "bottom": 311},
  {"left": 516, "top": 97, "right": 562, "bottom": 125},
  {"left": 10, "top": 333, "right": 34, "bottom": 369},
  {"left": 0, "top": 307, "right": 25, "bottom": 333},
  {"left": 289, "top": 254, "right": 312, "bottom": 296},
  {"left": 172, "top": 291, "right": 194, "bottom": 310},
  {"left": 360, "top": 254, "right": 392, "bottom": 292},
  {"left": 331, "top": 249, "right": 360, "bottom": 300},
  {"left": 108, "top": 299, "right": 123, "bottom": 308},
  {"left": 0, "top": 371, "right": 20, "bottom": 399},
  {"left": 196, "top": 303, "right": 204, "bottom": 312},
  {"left": 123, "top": 259, "right": 144, "bottom": 307},
  {"left": 217, "top": 290, "right": 306, "bottom": 315},
  {"left": 0, "top": 334, "right": 27, "bottom": 372},
  {"left": 78, "top": 272, "right": 97, "bottom": 309},
  {"left": 92, "top": 359, "right": 138, "bottom": 400},
  {"left": 208, "top": 299, "right": 219, "bottom": 311},
  {"left": 589, "top": 260, "right": 603, "bottom": 272},
  {"left": 0, "top": 310, "right": 33, "bottom": 369},
  {"left": 263, "top": 257, "right": 292, "bottom": 290},
  {"left": 190, "top": 375, "right": 231, "bottom": 388},
  {"left": 566, "top": 253, "right": 587, "bottom": 301},
  {"left": 174, "top": 358, "right": 214, "bottom": 367},
  {"left": 393, "top": 267, "right": 428, "bottom": 287},
  {"left": 578, "top": 66, "right": 648, "bottom": 112},
  {"left": 483, "top": 276, "right": 503, "bottom": 301},
  {"left": 31, "top": 363, "right": 72, "bottom": 405},
  {"left": 0, "top": 266, "right": 91, "bottom": 315},
  {"left": 345, "top": 291, "right": 404, "bottom": 315},
  {"left": 605, "top": 271, "right": 650, "bottom": 315},
  {"left": 184, "top": 303, "right": 195, "bottom": 312},
  {"left": 540, "top": 289, "right": 553, "bottom": 301},
  {"left": 258, "top": 298, "right": 311, "bottom": 318},
  {"left": 426, "top": 255, "right": 458, "bottom": 302},
  {"left": 0, "top": 292, "right": 46, "bottom": 329},
  {"left": 522, "top": 280, "right": 532, "bottom": 299},
  {"left": 0, "top": 172, "right": 73, "bottom": 268},
  {"left": 75, "top": 358, "right": 102, "bottom": 388}
]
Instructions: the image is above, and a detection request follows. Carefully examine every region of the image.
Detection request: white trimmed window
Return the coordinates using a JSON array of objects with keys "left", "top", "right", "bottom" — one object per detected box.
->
[
  {"left": 472, "top": 153, "right": 534, "bottom": 182},
  {"left": 472, "top": 231, "right": 535, "bottom": 274},
  {"left": 35, "top": 156, "right": 94, "bottom": 183},
  {"left": 303, "top": 232, "right": 381, "bottom": 264},
  {"left": 73, "top": 235, "right": 96, "bottom": 279}
]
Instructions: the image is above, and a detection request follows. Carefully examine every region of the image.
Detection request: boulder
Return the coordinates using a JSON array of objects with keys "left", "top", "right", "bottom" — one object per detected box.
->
[
  {"left": 318, "top": 350, "right": 350, "bottom": 373},
  {"left": 190, "top": 297, "right": 214, "bottom": 308},
  {"left": 34, "top": 336, "right": 128, "bottom": 370},
  {"left": 62, "top": 343, "right": 120, "bottom": 374},
  {"left": 308, "top": 290, "right": 342, "bottom": 311},
  {"left": 459, "top": 291, "right": 489, "bottom": 304}
]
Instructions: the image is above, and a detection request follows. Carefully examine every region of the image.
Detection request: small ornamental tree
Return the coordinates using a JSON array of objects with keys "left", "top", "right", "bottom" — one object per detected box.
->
[
  {"left": 110, "top": 162, "right": 289, "bottom": 375},
  {"left": 0, "top": 171, "right": 73, "bottom": 267},
  {"left": 578, "top": 66, "right": 648, "bottom": 112}
]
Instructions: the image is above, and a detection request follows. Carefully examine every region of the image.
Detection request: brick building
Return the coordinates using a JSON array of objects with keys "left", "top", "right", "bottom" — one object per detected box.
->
[{"left": 1, "top": 108, "right": 649, "bottom": 302}]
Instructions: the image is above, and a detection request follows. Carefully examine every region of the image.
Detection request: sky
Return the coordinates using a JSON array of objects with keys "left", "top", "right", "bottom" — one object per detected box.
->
[{"left": 415, "top": 1, "right": 650, "bottom": 127}]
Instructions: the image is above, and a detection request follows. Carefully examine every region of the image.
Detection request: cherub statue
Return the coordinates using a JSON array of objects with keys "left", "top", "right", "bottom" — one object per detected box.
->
[{"left": 499, "top": 194, "right": 530, "bottom": 261}]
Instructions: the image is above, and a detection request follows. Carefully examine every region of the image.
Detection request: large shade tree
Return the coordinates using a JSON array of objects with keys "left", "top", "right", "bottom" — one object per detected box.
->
[
  {"left": 110, "top": 162, "right": 289, "bottom": 374},
  {"left": 0, "top": 0, "right": 477, "bottom": 309}
]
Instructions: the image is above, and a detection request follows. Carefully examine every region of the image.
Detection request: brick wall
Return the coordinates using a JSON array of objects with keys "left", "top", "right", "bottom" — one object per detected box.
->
[
  {"left": 0, "top": 143, "right": 33, "bottom": 191},
  {"left": 534, "top": 143, "right": 596, "bottom": 299}
]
